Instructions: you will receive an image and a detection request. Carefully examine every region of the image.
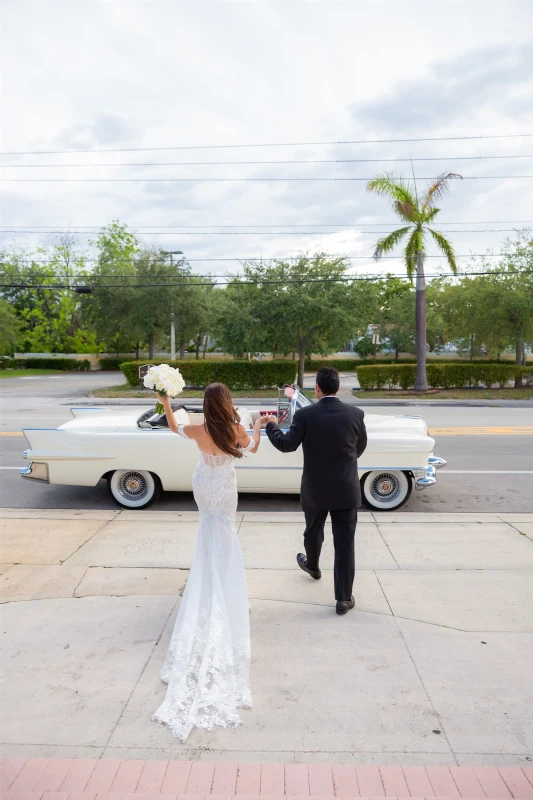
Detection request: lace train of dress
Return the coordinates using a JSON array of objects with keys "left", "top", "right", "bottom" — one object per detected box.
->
[{"left": 152, "top": 426, "right": 252, "bottom": 741}]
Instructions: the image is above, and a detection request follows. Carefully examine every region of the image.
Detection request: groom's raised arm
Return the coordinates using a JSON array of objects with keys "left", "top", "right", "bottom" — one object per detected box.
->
[{"left": 266, "top": 410, "right": 306, "bottom": 453}]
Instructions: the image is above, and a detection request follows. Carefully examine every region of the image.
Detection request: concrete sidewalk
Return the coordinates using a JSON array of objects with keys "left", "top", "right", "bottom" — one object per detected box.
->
[{"left": 0, "top": 509, "right": 532, "bottom": 765}]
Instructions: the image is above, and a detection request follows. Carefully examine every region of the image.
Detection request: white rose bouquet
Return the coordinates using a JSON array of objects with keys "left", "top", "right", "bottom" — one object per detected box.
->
[{"left": 143, "top": 364, "right": 186, "bottom": 414}]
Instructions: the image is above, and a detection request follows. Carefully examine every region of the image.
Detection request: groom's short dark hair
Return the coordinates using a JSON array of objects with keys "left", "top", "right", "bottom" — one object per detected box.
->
[{"left": 316, "top": 366, "right": 340, "bottom": 395}]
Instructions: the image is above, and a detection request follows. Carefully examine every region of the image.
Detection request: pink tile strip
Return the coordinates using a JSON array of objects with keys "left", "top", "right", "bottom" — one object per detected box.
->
[
  {"left": 109, "top": 761, "right": 145, "bottom": 794},
  {"left": 235, "top": 765, "right": 261, "bottom": 796},
  {"left": 284, "top": 765, "right": 309, "bottom": 797},
  {"left": 498, "top": 769, "right": 533, "bottom": 799},
  {"left": 10, "top": 763, "right": 50, "bottom": 793},
  {"left": 85, "top": 762, "right": 122, "bottom": 794},
  {"left": 308, "top": 764, "right": 334, "bottom": 796},
  {"left": 186, "top": 763, "right": 215, "bottom": 796},
  {"left": 449, "top": 768, "right": 486, "bottom": 799},
  {"left": 402, "top": 767, "right": 435, "bottom": 797},
  {"left": 59, "top": 763, "right": 98, "bottom": 793},
  {"left": 357, "top": 767, "right": 384, "bottom": 798},
  {"left": 0, "top": 762, "right": 28, "bottom": 792},
  {"left": 426, "top": 767, "right": 459, "bottom": 797},
  {"left": 161, "top": 763, "right": 192, "bottom": 796},
  {"left": 136, "top": 763, "right": 169, "bottom": 795},
  {"left": 211, "top": 764, "right": 238, "bottom": 796},
  {"left": 332, "top": 766, "right": 359, "bottom": 797},
  {"left": 379, "top": 767, "right": 409, "bottom": 797},
  {"left": 260, "top": 765, "right": 285, "bottom": 796},
  {"left": 34, "top": 764, "right": 74, "bottom": 794},
  {"left": 473, "top": 769, "right": 513, "bottom": 799}
]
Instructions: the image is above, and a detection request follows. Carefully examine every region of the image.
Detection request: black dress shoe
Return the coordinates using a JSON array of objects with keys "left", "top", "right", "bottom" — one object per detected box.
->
[
  {"left": 336, "top": 596, "right": 355, "bottom": 615},
  {"left": 297, "top": 553, "right": 321, "bottom": 580}
]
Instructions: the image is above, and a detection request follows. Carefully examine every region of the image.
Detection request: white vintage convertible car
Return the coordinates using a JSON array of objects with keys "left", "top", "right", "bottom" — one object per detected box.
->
[{"left": 21, "top": 386, "right": 446, "bottom": 511}]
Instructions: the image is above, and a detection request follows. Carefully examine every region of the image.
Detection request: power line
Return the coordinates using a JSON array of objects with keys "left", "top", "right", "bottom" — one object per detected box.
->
[
  {"left": 2, "top": 132, "right": 532, "bottom": 156},
  {"left": 0, "top": 254, "right": 509, "bottom": 266},
  {"left": 0, "top": 228, "right": 520, "bottom": 236},
  {"left": 1, "top": 220, "right": 531, "bottom": 228},
  {"left": 2, "top": 269, "right": 531, "bottom": 290},
  {"left": 2, "top": 175, "right": 532, "bottom": 183},
  {"left": 2, "top": 154, "right": 532, "bottom": 168}
]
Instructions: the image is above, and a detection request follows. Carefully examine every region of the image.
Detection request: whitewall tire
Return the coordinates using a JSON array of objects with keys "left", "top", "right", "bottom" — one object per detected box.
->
[
  {"left": 108, "top": 469, "right": 161, "bottom": 509},
  {"left": 360, "top": 470, "right": 412, "bottom": 511}
]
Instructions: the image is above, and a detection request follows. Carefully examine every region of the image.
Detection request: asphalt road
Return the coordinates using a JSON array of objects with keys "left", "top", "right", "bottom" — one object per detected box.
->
[{"left": 1, "top": 372, "right": 532, "bottom": 512}]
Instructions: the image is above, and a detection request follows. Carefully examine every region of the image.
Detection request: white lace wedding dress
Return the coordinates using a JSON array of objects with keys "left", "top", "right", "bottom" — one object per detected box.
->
[{"left": 152, "top": 424, "right": 253, "bottom": 741}]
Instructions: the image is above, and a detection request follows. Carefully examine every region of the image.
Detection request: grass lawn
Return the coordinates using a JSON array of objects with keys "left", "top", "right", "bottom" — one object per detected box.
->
[
  {"left": 0, "top": 369, "right": 63, "bottom": 378},
  {"left": 354, "top": 388, "right": 533, "bottom": 400},
  {"left": 91, "top": 383, "right": 285, "bottom": 399}
]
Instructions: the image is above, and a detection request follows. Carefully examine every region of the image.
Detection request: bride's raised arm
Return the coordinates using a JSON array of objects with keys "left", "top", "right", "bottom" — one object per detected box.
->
[{"left": 236, "top": 417, "right": 262, "bottom": 453}]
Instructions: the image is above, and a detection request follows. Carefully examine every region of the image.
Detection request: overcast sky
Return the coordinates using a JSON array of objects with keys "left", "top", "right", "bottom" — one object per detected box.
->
[{"left": 1, "top": 0, "right": 532, "bottom": 278}]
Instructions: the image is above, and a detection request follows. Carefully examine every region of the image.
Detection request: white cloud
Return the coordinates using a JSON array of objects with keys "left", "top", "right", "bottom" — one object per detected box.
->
[{"left": 1, "top": 0, "right": 532, "bottom": 276}]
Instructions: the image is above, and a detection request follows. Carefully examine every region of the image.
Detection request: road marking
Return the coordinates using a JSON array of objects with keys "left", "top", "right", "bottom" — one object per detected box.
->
[
  {"left": 440, "top": 470, "right": 533, "bottom": 474},
  {"left": 0, "top": 432, "right": 25, "bottom": 436},
  {"left": 0, "top": 467, "right": 22, "bottom": 470},
  {"left": 429, "top": 426, "right": 533, "bottom": 435}
]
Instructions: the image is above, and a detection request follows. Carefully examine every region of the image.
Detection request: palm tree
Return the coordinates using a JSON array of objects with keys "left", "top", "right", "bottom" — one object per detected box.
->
[{"left": 366, "top": 172, "right": 461, "bottom": 391}]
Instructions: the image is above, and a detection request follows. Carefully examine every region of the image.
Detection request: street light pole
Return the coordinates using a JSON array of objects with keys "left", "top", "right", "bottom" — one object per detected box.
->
[
  {"left": 170, "top": 312, "right": 176, "bottom": 360},
  {"left": 163, "top": 250, "right": 183, "bottom": 362}
]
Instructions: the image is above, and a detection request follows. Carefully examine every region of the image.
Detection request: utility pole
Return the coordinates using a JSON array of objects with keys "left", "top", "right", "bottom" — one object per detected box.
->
[{"left": 163, "top": 250, "right": 183, "bottom": 362}]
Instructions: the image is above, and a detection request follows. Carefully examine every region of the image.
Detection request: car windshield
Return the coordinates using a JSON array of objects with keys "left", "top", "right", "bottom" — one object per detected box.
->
[{"left": 293, "top": 388, "right": 312, "bottom": 410}]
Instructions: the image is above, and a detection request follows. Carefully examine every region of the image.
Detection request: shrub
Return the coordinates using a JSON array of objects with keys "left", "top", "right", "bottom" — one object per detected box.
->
[
  {"left": 23, "top": 358, "right": 90, "bottom": 371},
  {"left": 99, "top": 357, "right": 136, "bottom": 370},
  {"left": 120, "top": 360, "right": 297, "bottom": 390},
  {"left": 358, "top": 363, "right": 523, "bottom": 390}
]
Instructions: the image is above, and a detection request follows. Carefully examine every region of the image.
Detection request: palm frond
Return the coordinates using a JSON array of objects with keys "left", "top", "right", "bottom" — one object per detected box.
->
[
  {"left": 373, "top": 226, "right": 412, "bottom": 259},
  {"left": 367, "top": 173, "right": 418, "bottom": 207},
  {"left": 423, "top": 172, "right": 463, "bottom": 211},
  {"left": 423, "top": 206, "right": 440, "bottom": 224},
  {"left": 404, "top": 229, "right": 420, "bottom": 280},
  {"left": 429, "top": 229, "right": 458, "bottom": 273},
  {"left": 394, "top": 200, "right": 419, "bottom": 223}
]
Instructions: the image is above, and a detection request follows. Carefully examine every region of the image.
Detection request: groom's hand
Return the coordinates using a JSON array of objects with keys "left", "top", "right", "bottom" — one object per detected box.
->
[{"left": 262, "top": 415, "right": 278, "bottom": 425}]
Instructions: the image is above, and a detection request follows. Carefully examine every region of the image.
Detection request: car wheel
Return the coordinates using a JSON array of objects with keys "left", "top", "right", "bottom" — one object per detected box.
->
[
  {"left": 360, "top": 470, "right": 412, "bottom": 511},
  {"left": 108, "top": 469, "right": 161, "bottom": 509}
]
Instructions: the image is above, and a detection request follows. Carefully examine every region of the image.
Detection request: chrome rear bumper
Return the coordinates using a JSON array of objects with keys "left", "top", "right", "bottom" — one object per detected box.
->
[{"left": 21, "top": 463, "right": 49, "bottom": 483}]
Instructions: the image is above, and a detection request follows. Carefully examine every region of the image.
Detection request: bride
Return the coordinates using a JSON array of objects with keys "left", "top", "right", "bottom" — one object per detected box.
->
[{"left": 153, "top": 382, "right": 263, "bottom": 741}]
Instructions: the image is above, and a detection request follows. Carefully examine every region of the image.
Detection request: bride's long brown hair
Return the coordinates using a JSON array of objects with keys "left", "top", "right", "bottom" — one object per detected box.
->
[{"left": 203, "top": 382, "right": 243, "bottom": 458}]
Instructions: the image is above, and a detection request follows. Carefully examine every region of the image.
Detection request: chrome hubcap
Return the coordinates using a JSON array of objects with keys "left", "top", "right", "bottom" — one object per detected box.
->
[
  {"left": 118, "top": 471, "right": 149, "bottom": 500},
  {"left": 371, "top": 472, "right": 401, "bottom": 502}
]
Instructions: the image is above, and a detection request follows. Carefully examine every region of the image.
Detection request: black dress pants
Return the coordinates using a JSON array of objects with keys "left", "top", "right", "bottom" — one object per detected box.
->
[{"left": 302, "top": 506, "right": 357, "bottom": 601}]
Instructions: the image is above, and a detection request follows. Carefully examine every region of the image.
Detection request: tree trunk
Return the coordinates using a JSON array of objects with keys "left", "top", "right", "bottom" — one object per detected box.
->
[
  {"left": 135, "top": 341, "right": 140, "bottom": 359},
  {"left": 395, "top": 346, "right": 399, "bottom": 362},
  {"left": 413, "top": 250, "right": 428, "bottom": 392},
  {"left": 521, "top": 342, "right": 527, "bottom": 367},
  {"left": 515, "top": 339, "right": 523, "bottom": 386},
  {"left": 195, "top": 334, "right": 201, "bottom": 360},
  {"left": 297, "top": 341, "right": 305, "bottom": 388},
  {"left": 179, "top": 338, "right": 186, "bottom": 360},
  {"left": 202, "top": 336, "right": 208, "bottom": 359},
  {"left": 148, "top": 332, "right": 154, "bottom": 360},
  {"left": 292, "top": 352, "right": 296, "bottom": 361}
]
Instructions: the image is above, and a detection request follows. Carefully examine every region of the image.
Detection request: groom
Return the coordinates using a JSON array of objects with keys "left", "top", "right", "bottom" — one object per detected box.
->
[{"left": 264, "top": 367, "right": 367, "bottom": 615}]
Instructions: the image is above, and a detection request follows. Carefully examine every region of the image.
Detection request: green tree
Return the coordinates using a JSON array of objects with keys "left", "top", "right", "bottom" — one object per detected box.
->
[
  {"left": 215, "top": 254, "right": 358, "bottom": 387},
  {"left": 366, "top": 172, "right": 461, "bottom": 390},
  {"left": 376, "top": 278, "right": 415, "bottom": 360},
  {"left": 0, "top": 235, "right": 95, "bottom": 354},
  {"left": 82, "top": 223, "right": 140, "bottom": 355},
  {"left": 0, "top": 298, "right": 20, "bottom": 355}
]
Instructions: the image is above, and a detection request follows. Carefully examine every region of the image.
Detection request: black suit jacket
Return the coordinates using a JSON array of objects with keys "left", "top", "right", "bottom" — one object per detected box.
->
[{"left": 266, "top": 396, "right": 367, "bottom": 509}]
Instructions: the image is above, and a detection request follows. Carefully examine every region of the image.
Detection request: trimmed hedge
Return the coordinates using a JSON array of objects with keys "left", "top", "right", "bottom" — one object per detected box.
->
[
  {"left": 357, "top": 363, "right": 530, "bottom": 391},
  {"left": 120, "top": 359, "right": 297, "bottom": 390},
  {"left": 305, "top": 357, "right": 524, "bottom": 371},
  {"left": 99, "top": 357, "right": 136, "bottom": 370}
]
